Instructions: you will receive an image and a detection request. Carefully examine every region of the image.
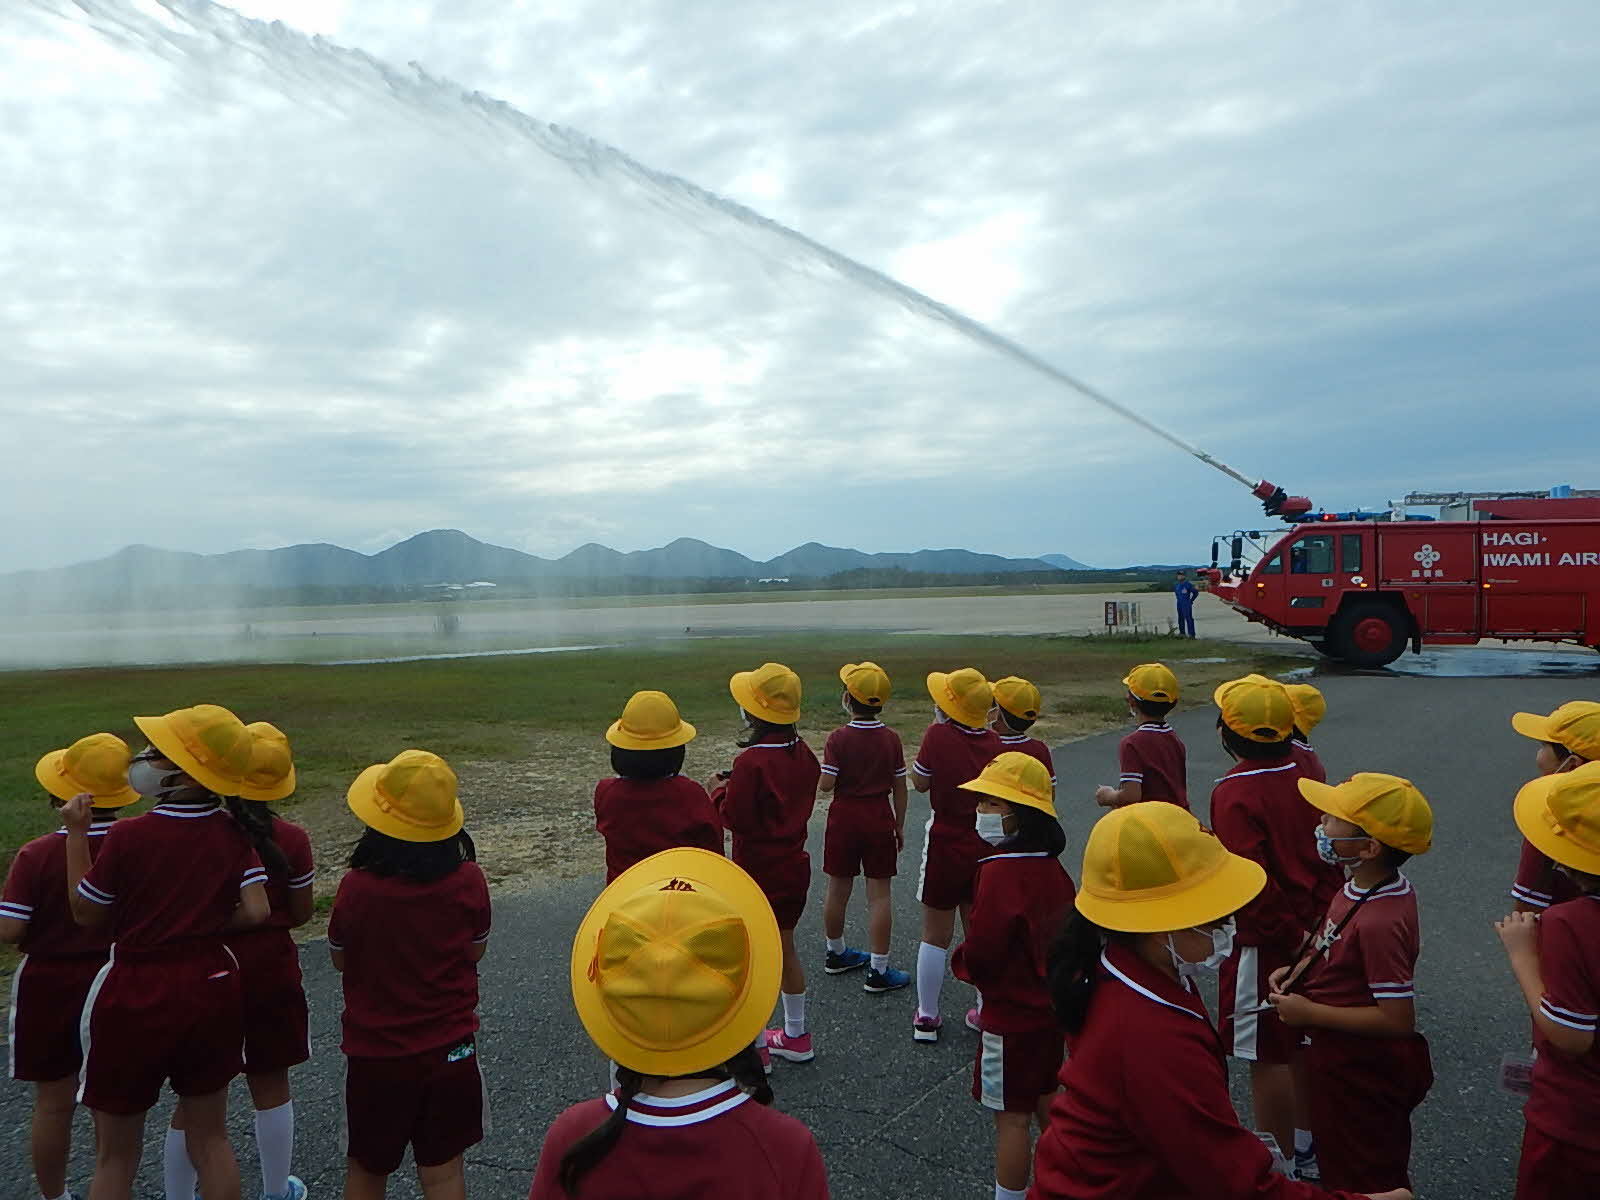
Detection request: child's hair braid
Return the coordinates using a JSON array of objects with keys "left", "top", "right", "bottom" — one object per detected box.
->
[{"left": 557, "top": 1065, "right": 643, "bottom": 1194}]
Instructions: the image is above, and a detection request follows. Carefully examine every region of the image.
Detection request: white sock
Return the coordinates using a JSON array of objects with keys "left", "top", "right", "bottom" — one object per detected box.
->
[
  {"left": 916, "top": 941, "right": 947, "bottom": 1019},
  {"left": 163, "top": 1128, "right": 197, "bottom": 1200},
  {"left": 255, "top": 1101, "right": 295, "bottom": 1197},
  {"left": 781, "top": 991, "right": 807, "bottom": 1038},
  {"left": 825, "top": 937, "right": 845, "bottom": 954},
  {"left": 870, "top": 952, "right": 889, "bottom": 972},
  {"left": 996, "top": 1184, "right": 1027, "bottom": 1200},
  {"left": 1294, "top": 1128, "right": 1314, "bottom": 1154}
]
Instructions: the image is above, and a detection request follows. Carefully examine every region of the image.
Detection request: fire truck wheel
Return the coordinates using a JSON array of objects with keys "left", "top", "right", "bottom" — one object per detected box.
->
[{"left": 1331, "top": 602, "right": 1409, "bottom": 668}]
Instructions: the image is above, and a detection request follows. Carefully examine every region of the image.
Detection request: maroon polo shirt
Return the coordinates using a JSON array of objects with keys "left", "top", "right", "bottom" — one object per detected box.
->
[
  {"left": 1, "top": 818, "right": 117, "bottom": 959},
  {"left": 713, "top": 734, "right": 820, "bottom": 862},
  {"left": 822, "top": 720, "right": 905, "bottom": 834},
  {"left": 1117, "top": 724, "right": 1188, "bottom": 808},
  {"left": 912, "top": 720, "right": 1003, "bottom": 832},
  {"left": 951, "top": 851, "right": 1075, "bottom": 1032},
  {"left": 594, "top": 774, "right": 723, "bottom": 883},
  {"left": 1298, "top": 875, "right": 1420, "bottom": 1009},
  {"left": 1526, "top": 895, "right": 1600, "bottom": 1151}
]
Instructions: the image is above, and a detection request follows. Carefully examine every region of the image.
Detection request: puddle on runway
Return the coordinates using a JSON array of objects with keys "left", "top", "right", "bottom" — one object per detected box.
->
[{"left": 1302, "top": 648, "right": 1600, "bottom": 680}]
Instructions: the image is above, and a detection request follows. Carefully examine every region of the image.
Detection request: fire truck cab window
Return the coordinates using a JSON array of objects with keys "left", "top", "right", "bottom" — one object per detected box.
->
[
  {"left": 1340, "top": 534, "right": 1363, "bottom": 574},
  {"left": 1289, "top": 535, "right": 1334, "bottom": 575},
  {"left": 1260, "top": 552, "right": 1282, "bottom": 575}
]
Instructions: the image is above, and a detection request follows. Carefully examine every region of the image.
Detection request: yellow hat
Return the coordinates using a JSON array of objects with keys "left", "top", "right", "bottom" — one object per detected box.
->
[
  {"left": 927, "top": 668, "right": 994, "bottom": 729},
  {"left": 1123, "top": 663, "right": 1179, "bottom": 704},
  {"left": 1511, "top": 701, "right": 1600, "bottom": 761},
  {"left": 1075, "top": 802, "right": 1266, "bottom": 932},
  {"left": 1213, "top": 674, "right": 1295, "bottom": 743},
  {"left": 1286, "top": 684, "right": 1327, "bottom": 735},
  {"left": 959, "top": 751, "right": 1056, "bottom": 816},
  {"left": 571, "top": 847, "right": 781, "bottom": 1077},
  {"left": 34, "top": 733, "right": 140, "bottom": 808},
  {"left": 1298, "top": 773, "right": 1433, "bottom": 855},
  {"left": 1514, "top": 761, "right": 1600, "bottom": 876},
  {"left": 607, "top": 691, "right": 697, "bottom": 751},
  {"left": 237, "top": 722, "right": 296, "bottom": 803},
  {"left": 132, "top": 704, "right": 253, "bottom": 796},
  {"left": 992, "top": 676, "right": 1042, "bottom": 721},
  {"left": 347, "top": 750, "right": 464, "bottom": 843},
  {"left": 730, "top": 662, "right": 802, "bottom": 726},
  {"left": 839, "top": 662, "right": 892, "bottom": 707}
]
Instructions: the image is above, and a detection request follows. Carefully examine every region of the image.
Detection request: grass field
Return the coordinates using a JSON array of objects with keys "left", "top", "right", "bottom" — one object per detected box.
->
[{"left": 0, "top": 633, "right": 1299, "bottom": 978}]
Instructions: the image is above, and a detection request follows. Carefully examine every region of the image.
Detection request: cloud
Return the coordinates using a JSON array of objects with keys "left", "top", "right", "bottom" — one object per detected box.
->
[{"left": 2, "top": 0, "right": 1597, "bottom": 578}]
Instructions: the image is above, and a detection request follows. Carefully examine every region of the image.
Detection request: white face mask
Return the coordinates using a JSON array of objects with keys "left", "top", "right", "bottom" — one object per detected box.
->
[
  {"left": 932, "top": 706, "right": 948, "bottom": 724},
  {"left": 975, "top": 811, "right": 1008, "bottom": 845},
  {"left": 127, "top": 757, "right": 193, "bottom": 800},
  {"left": 841, "top": 693, "right": 855, "bottom": 719},
  {"left": 1166, "top": 918, "right": 1236, "bottom": 979}
]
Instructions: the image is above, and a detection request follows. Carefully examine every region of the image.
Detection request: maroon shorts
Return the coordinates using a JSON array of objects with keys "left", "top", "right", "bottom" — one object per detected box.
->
[
  {"left": 823, "top": 813, "right": 897, "bottom": 879},
  {"left": 345, "top": 1038, "right": 485, "bottom": 1174},
  {"left": 1218, "top": 944, "right": 1295, "bottom": 1065},
  {"left": 1304, "top": 1027, "right": 1431, "bottom": 1192},
  {"left": 736, "top": 850, "right": 810, "bottom": 930},
  {"left": 227, "top": 930, "right": 310, "bottom": 1075},
  {"left": 79, "top": 947, "right": 243, "bottom": 1114},
  {"left": 1517, "top": 1121, "right": 1600, "bottom": 1200},
  {"left": 917, "top": 820, "right": 986, "bottom": 911},
  {"left": 973, "top": 1027, "right": 1064, "bottom": 1112},
  {"left": 8, "top": 954, "right": 105, "bottom": 1082}
]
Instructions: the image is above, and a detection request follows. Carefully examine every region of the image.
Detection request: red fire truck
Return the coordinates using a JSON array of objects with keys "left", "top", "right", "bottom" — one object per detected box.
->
[{"left": 1202, "top": 490, "right": 1600, "bottom": 667}]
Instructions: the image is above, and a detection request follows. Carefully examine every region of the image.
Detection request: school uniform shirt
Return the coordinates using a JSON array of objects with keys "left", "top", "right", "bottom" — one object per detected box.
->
[
  {"left": 713, "top": 734, "right": 820, "bottom": 860},
  {"left": 998, "top": 732, "right": 1056, "bottom": 785},
  {"left": 1299, "top": 875, "right": 1419, "bottom": 1009},
  {"left": 913, "top": 721, "right": 1003, "bottom": 832},
  {"left": 822, "top": 720, "right": 906, "bottom": 832},
  {"left": 1290, "top": 739, "right": 1327, "bottom": 785},
  {"left": 1029, "top": 943, "right": 1363, "bottom": 1200},
  {"left": 2, "top": 818, "right": 117, "bottom": 959},
  {"left": 1117, "top": 724, "right": 1188, "bottom": 808},
  {"left": 594, "top": 774, "right": 723, "bottom": 883},
  {"left": 328, "top": 861, "right": 492, "bottom": 1058},
  {"left": 950, "top": 851, "right": 1075, "bottom": 1032},
  {"left": 1525, "top": 894, "right": 1600, "bottom": 1152},
  {"left": 1511, "top": 837, "right": 1581, "bottom": 910},
  {"left": 528, "top": 1079, "right": 829, "bottom": 1200}
]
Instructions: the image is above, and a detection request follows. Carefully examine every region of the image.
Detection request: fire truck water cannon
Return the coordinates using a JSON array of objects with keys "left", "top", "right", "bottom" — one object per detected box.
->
[{"left": 1251, "top": 480, "right": 1314, "bottom": 521}]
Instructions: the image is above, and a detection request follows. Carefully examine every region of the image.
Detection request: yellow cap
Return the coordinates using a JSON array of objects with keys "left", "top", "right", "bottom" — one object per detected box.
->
[
  {"left": 1511, "top": 701, "right": 1600, "bottom": 761},
  {"left": 992, "top": 677, "right": 1042, "bottom": 721},
  {"left": 1286, "top": 684, "right": 1327, "bottom": 735},
  {"left": 132, "top": 704, "right": 253, "bottom": 796},
  {"left": 237, "top": 722, "right": 297, "bottom": 803},
  {"left": 607, "top": 691, "right": 697, "bottom": 751},
  {"left": 571, "top": 847, "right": 781, "bottom": 1077},
  {"left": 1076, "top": 802, "right": 1266, "bottom": 932},
  {"left": 839, "top": 662, "right": 892, "bottom": 707},
  {"left": 1298, "top": 773, "right": 1433, "bottom": 855},
  {"left": 959, "top": 751, "right": 1056, "bottom": 816},
  {"left": 730, "top": 663, "right": 802, "bottom": 726},
  {"left": 1123, "top": 663, "right": 1179, "bottom": 704},
  {"left": 346, "top": 750, "right": 464, "bottom": 843},
  {"left": 1213, "top": 674, "right": 1295, "bottom": 743},
  {"left": 927, "top": 668, "right": 994, "bottom": 729},
  {"left": 1514, "top": 761, "right": 1600, "bottom": 876},
  {"left": 34, "top": 733, "right": 140, "bottom": 808}
]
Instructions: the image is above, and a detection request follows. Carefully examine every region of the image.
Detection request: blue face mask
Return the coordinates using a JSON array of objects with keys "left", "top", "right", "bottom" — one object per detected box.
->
[{"left": 1315, "top": 828, "right": 1367, "bottom": 867}]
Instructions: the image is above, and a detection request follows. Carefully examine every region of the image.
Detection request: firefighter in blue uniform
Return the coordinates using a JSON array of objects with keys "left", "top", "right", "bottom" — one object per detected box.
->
[{"left": 1174, "top": 570, "right": 1198, "bottom": 637}]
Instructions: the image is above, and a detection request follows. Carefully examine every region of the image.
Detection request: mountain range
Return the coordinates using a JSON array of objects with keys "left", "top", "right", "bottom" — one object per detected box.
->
[{"left": 0, "top": 531, "right": 1093, "bottom": 608}]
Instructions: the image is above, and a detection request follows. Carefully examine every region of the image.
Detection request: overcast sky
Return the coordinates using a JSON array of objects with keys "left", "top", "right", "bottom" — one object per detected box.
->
[{"left": 3, "top": 0, "right": 1597, "bottom": 573}]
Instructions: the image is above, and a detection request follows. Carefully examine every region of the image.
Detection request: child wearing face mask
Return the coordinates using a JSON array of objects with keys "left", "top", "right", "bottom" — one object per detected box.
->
[
  {"left": 819, "top": 662, "right": 911, "bottom": 993},
  {"left": 990, "top": 677, "right": 1054, "bottom": 783},
  {"left": 1266, "top": 775, "right": 1434, "bottom": 1194},
  {"left": 1495, "top": 761, "right": 1600, "bottom": 1199},
  {"left": 949, "top": 754, "right": 1073, "bottom": 1200},
  {"left": 1506, "top": 702, "right": 1600, "bottom": 914},
  {"left": 1095, "top": 664, "right": 1186, "bottom": 809}
]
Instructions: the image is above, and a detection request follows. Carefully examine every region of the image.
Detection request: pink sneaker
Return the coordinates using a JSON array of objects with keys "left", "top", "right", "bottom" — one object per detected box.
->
[
  {"left": 755, "top": 1030, "right": 772, "bottom": 1074},
  {"left": 912, "top": 1013, "right": 942, "bottom": 1043},
  {"left": 764, "top": 1029, "right": 814, "bottom": 1062},
  {"left": 965, "top": 1007, "right": 981, "bottom": 1032}
]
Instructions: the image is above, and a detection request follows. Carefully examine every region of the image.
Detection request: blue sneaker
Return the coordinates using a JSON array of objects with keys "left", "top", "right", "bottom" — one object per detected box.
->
[
  {"left": 862, "top": 965, "right": 911, "bottom": 993},
  {"left": 824, "top": 947, "right": 871, "bottom": 974},
  {"left": 1293, "top": 1149, "right": 1320, "bottom": 1182},
  {"left": 264, "top": 1178, "right": 307, "bottom": 1200}
]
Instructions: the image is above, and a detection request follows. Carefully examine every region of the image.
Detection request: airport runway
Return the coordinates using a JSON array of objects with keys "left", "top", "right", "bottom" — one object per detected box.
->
[{"left": 3, "top": 663, "right": 1596, "bottom": 1198}]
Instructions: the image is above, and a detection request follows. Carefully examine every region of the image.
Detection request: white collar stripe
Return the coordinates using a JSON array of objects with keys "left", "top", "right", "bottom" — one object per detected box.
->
[
  {"left": 1341, "top": 875, "right": 1412, "bottom": 902},
  {"left": 1100, "top": 951, "right": 1206, "bottom": 1022},
  {"left": 977, "top": 851, "right": 1051, "bottom": 863},
  {"left": 604, "top": 1081, "right": 751, "bottom": 1125}
]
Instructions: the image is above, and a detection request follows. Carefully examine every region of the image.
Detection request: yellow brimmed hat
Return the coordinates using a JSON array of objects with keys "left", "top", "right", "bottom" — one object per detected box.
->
[
  {"left": 1075, "top": 802, "right": 1266, "bottom": 932},
  {"left": 1286, "top": 684, "right": 1327, "bottom": 735},
  {"left": 927, "top": 668, "right": 993, "bottom": 729},
  {"left": 1123, "top": 663, "right": 1179, "bottom": 704},
  {"left": 237, "top": 722, "right": 296, "bottom": 803},
  {"left": 1514, "top": 761, "right": 1600, "bottom": 876},
  {"left": 34, "top": 733, "right": 140, "bottom": 808},
  {"left": 959, "top": 751, "right": 1056, "bottom": 816},
  {"left": 839, "top": 662, "right": 892, "bottom": 707},
  {"left": 132, "top": 704, "right": 253, "bottom": 796},
  {"left": 571, "top": 847, "right": 781, "bottom": 1077},
  {"left": 1299, "top": 773, "right": 1433, "bottom": 856},
  {"left": 993, "top": 676, "right": 1042, "bottom": 721},
  {"left": 730, "top": 662, "right": 802, "bottom": 725},
  {"left": 1213, "top": 674, "right": 1295, "bottom": 743},
  {"left": 347, "top": 750, "right": 464, "bottom": 843},
  {"left": 607, "top": 691, "right": 697, "bottom": 751},
  {"left": 1511, "top": 701, "right": 1600, "bottom": 761}
]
